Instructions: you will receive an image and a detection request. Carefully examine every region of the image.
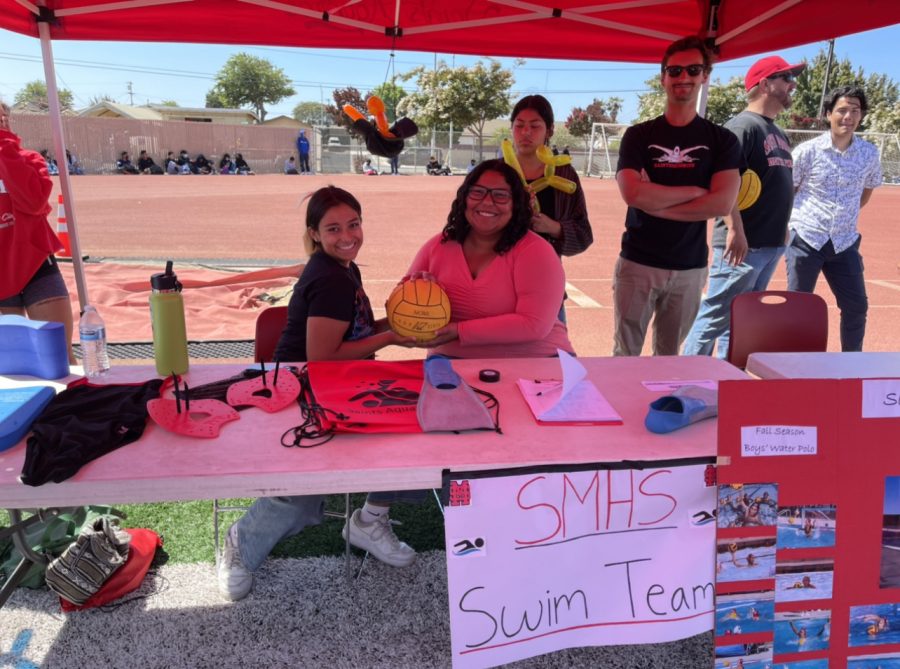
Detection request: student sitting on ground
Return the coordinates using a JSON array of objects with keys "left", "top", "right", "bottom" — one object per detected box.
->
[
  {"left": 66, "top": 149, "right": 84, "bottom": 175},
  {"left": 194, "top": 154, "right": 213, "bottom": 175},
  {"left": 177, "top": 149, "right": 195, "bottom": 174},
  {"left": 234, "top": 153, "right": 254, "bottom": 175},
  {"left": 284, "top": 156, "right": 299, "bottom": 175},
  {"left": 219, "top": 153, "right": 235, "bottom": 175},
  {"left": 362, "top": 159, "right": 377, "bottom": 175},
  {"left": 116, "top": 151, "right": 139, "bottom": 175},
  {"left": 426, "top": 156, "right": 451, "bottom": 176},
  {"left": 165, "top": 151, "right": 179, "bottom": 175},
  {"left": 137, "top": 150, "right": 163, "bottom": 175},
  {"left": 40, "top": 150, "right": 59, "bottom": 176}
]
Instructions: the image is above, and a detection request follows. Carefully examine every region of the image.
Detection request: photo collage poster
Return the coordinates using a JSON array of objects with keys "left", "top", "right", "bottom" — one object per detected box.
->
[{"left": 714, "top": 378, "right": 900, "bottom": 669}]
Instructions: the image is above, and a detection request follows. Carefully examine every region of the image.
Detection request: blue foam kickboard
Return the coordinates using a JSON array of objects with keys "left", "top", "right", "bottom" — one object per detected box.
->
[
  {"left": 0, "top": 314, "right": 69, "bottom": 379},
  {"left": 0, "top": 386, "right": 55, "bottom": 451}
]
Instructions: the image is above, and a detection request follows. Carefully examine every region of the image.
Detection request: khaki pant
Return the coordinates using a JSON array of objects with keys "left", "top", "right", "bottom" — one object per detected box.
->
[{"left": 612, "top": 256, "right": 707, "bottom": 356}]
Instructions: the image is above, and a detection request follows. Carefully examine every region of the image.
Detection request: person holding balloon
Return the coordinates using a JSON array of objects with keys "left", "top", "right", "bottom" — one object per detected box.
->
[
  {"left": 682, "top": 55, "right": 805, "bottom": 358},
  {"left": 503, "top": 95, "right": 592, "bottom": 323},
  {"left": 505, "top": 94, "right": 592, "bottom": 258}
]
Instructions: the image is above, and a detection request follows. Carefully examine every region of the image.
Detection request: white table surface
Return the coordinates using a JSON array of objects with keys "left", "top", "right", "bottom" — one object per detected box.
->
[
  {"left": 746, "top": 351, "right": 900, "bottom": 379},
  {"left": 0, "top": 356, "right": 746, "bottom": 509}
]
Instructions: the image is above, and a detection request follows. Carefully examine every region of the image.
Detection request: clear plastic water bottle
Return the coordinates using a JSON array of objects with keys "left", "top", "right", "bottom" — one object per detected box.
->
[{"left": 79, "top": 305, "right": 110, "bottom": 377}]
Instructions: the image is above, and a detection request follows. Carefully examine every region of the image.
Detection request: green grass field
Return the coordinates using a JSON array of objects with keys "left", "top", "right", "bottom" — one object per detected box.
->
[{"left": 2, "top": 494, "right": 447, "bottom": 565}]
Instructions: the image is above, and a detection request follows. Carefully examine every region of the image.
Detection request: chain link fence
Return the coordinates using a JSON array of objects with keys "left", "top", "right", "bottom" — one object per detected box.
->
[
  {"left": 11, "top": 112, "right": 598, "bottom": 177},
  {"left": 314, "top": 126, "right": 507, "bottom": 175}
]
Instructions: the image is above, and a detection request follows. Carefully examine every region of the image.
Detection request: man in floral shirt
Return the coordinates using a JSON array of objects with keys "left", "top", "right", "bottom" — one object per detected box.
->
[{"left": 787, "top": 85, "right": 882, "bottom": 351}]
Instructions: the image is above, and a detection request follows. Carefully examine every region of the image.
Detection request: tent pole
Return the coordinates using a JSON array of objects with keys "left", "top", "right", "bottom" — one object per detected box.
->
[
  {"left": 37, "top": 18, "right": 89, "bottom": 312},
  {"left": 697, "top": 79, "right": 710, "bottom": 118}
]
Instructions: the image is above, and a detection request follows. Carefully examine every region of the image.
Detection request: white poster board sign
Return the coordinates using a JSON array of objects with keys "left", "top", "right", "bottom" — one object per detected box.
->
[{"left": 444, "top": 464, "right": 716, "bottom": 669}]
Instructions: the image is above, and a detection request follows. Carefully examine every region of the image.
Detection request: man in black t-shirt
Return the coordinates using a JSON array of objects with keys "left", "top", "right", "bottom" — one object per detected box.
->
[
  {"left": 614, "top": 36, "right": 741, "bottom": 356},
  {"left": 137, "top": 150, "right": 163, "bottom": 175},
  {"left": 683, "top": 55, "right": 804, "bottom": 358}
]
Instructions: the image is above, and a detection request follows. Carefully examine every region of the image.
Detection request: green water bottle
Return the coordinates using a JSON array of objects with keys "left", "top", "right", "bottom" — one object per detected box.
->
[{"left": 150, "top": 260, "right": 189, "bottom": 376}]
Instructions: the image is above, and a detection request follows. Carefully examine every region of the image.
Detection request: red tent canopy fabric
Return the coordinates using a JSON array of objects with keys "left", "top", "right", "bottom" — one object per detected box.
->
[{"left": 1, "top": 0, "right": 898, "bottom": 63}]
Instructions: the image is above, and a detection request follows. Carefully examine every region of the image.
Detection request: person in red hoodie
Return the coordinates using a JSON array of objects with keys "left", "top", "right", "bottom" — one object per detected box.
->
[{"left": 0, "top": 99, "right": 74, "bottom": 362}]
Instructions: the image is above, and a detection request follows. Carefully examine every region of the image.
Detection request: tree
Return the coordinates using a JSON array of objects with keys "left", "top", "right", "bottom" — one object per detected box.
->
[
  {"left": 292, "top": 101, "right": 327, "bottom": 125},
  {"left": 368, "top": 80, "right": 408, "bottom": 124},
  {"left": 205, "top": 89, "right": 226, "bottom": 109},
  {"left": 635, "top": 75, "right": 745, "bottom": 125},
  {"left": 704, "top": 77, "right": 746, "bottom": 125},
  {"left": 566, "top": 96, "right": 625, "bottom": 151},
  {"left": 635, "top": 76, "right": 666, "bottom": 123},
  {"left": 550, "top": 126, "right": 576, "bottom": 152},
  {"left": 325, "top": 87, "right": 367, "bottom": 134},
  {"left": 159, "top": 100, "right": 179, "bottom": 107},
  {"left": 88, "top": 94, "right": 115, "bottom": 106},
  {"left": 206, "top": 53, "right": 295, "bottom": 122},
  {"left": 14, "top": 80, "right": 74, "bottom": 112},
  {"left": 399, "top": 59, "right": 516, "bottom": 160},
  {"left": 790, "top": 48, "right": 899, "bottom": 128},
  {"left": 492, "top": 126, "right": 512, "bottom": 145},
  {"left": 866, "top": 100, "right": 900, "bottom": 133}
]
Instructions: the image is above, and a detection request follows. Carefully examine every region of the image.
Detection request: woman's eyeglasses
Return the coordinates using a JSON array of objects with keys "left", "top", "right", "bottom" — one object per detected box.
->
[
  {"left": 664, "top": 64, "right": 706, "bottom": 78},
  {"left": 467, "top": 186, "right": 512, "bottom": 205}
]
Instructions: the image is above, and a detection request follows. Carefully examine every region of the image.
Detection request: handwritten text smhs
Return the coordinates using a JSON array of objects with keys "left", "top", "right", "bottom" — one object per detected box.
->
[{"left": 515, "top": 469, "right": 678, "bottom": 546}]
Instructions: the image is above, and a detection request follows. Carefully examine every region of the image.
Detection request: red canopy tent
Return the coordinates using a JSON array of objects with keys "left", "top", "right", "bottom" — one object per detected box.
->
[
  {"left": 2, "top": 0, "right": 899, "bottom": 306},
  {"left": 2, "top": 0, "right": 899, "bottom": 63}
]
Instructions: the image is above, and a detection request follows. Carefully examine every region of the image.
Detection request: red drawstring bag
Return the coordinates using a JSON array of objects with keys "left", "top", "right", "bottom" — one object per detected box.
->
[
  {"left": 286, "top": 360, "right": 424, "bottom": 447},
  {"left": 59, "top": 528, "right": 163, "bottom": 611}
]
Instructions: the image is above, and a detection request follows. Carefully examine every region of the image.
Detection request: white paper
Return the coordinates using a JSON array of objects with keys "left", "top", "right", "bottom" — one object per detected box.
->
[
  {"left": 861, "top": 379, "right": 900, "bottom": 418},
  {"left": 516, "top": 350, "right": 622, "bottom": 424},
  {"left": 558, "top": 349, "right": 587, "bottom": 402},
  {"left": 741, "top": 425, "right": 818, "bottom": 457}
]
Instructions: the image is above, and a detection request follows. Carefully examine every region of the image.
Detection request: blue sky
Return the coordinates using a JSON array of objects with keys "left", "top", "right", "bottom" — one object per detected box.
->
[{"left": 1, "top": 24, "right": 899, "bottom": 124}]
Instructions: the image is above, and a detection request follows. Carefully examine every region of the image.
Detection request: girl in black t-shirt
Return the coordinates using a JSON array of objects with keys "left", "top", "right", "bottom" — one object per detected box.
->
[{"left": 217, "top": 186, "right": 418, "bottom": 602}]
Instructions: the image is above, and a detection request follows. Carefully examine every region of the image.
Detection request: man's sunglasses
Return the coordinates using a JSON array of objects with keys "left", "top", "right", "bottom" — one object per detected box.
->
[
  {"left": 664, "top": 64, "right": 706, "bottom": 78},
  {"left": 767, "top": 72, "right": 795, "bottom": 83}
]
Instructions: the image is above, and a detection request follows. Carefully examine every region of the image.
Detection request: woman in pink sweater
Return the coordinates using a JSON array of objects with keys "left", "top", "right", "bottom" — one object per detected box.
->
[{"left": 408, "top": 159, "right": 574, "bottom": 358}]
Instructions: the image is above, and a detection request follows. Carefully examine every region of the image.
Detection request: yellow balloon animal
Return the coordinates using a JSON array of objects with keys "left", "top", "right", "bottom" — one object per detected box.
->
[{"left": 501, "top": 139, "right": 577, "bottom": 213}]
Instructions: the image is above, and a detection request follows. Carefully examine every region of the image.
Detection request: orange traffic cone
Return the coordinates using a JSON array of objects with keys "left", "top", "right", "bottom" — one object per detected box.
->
[{"left": 56, "top": 193, "right": 72, "bottom": 259}]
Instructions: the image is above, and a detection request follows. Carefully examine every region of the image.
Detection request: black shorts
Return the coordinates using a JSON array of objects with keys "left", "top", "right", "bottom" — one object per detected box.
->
[{"left": 0, "top": 256, "right": 69, "bottom": 307}]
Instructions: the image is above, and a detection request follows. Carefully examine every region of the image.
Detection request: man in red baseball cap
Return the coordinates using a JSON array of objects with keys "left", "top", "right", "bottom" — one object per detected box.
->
[
  {"left": 683, "top": 54, "right": 805, "bottom": 359},
  {"left": 743, "top": 55, "right": 806, "bottom": 94}
]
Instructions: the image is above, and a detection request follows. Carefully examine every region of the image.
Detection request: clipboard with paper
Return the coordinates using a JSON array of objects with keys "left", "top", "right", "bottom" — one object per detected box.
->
[{"left": 516, "top": 350, "right": 623, "bottom": 425}]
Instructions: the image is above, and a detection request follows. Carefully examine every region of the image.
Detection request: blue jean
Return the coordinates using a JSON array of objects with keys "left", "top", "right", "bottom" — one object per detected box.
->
[
  {"left": 786, "top": 232, "right": 867, "bottom": 351},
  {"left": 235, "top": 490, "right": 428, "bottom": 571},
  {"left": 682, "top": 245, "right": 786, "bottom": 358}
]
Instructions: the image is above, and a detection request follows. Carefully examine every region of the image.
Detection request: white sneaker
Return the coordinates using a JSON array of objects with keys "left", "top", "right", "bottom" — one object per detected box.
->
[
  {"left": 342, "top": 509, "right": 417, "bottom": 568},
  {"left": 217, "top": 523, "right": 253, "bottom": 601}
]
